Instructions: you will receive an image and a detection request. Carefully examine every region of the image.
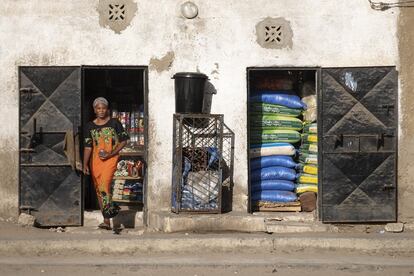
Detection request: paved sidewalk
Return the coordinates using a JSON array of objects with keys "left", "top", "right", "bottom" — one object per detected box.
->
[{"left": 1, "top": 221, "right": 414, "bottom": 257}]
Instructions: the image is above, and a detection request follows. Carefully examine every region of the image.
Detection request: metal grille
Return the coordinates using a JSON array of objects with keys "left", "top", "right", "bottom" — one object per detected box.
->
[{"left": 172, "top": 114, "right": 234, "bottom": 213}]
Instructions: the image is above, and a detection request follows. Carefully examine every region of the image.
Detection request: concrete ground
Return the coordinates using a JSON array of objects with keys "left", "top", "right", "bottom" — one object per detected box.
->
[{"left": 1, "top": 219, "right": 414, "bottom": 275}]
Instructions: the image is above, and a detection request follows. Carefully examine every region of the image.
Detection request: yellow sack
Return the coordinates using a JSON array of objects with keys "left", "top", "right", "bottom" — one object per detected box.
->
[
  {"left": 298, "top": 164, "right": 318, "bottom": 175},
  {"left": 296, "top": 184, "right": 318, "bottom": 194},
  {"left": 297, "top": 173, "right": 318, "bottom": 184}
]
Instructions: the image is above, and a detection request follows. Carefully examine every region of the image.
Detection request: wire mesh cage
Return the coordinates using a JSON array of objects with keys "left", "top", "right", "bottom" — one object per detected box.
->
[{"left": 172, "top": 114, "right": 234, "bottom": 213}]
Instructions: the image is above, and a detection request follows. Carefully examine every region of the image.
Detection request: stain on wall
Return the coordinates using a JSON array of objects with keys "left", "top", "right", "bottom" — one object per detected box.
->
[{"left": 149, "top": 51, "right": 175, "bottom": 73}]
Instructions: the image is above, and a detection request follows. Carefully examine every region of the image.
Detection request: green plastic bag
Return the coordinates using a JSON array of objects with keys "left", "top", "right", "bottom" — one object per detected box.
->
[
  {"left": 303, "top": 123, "right": 317, "bottom": 134},
  {"left": 250, "top": 115, "right": 303, "bottom": 131},
  {"left": 250, "top": 129, "right": 301, "bottom": 143},
  {"left": 250, "top": 103, "right": 302, "bottom": 117}
]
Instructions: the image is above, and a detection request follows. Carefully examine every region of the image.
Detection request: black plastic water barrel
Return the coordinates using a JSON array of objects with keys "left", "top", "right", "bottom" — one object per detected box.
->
[{"left": 173, "top": 72, "right": 208, "bottom": 113}]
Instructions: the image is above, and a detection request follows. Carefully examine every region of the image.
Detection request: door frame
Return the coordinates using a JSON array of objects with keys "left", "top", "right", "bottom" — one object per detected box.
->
[
  {"left": 81, "top": 65, "right": 149, "bottom": 226},
  {"left": 246, "top": 66, "right": 321, "bottom": 215}
]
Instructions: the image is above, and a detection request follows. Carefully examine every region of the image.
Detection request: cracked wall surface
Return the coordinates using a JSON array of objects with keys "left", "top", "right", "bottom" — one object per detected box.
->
[{"left": 0, "top": 0, "right": 406, "bottom": 223}]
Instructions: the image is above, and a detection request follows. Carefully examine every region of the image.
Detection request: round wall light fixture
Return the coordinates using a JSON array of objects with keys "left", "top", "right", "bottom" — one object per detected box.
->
[{"left": 181, "top": 1, "right": 198, "bottom": 19}]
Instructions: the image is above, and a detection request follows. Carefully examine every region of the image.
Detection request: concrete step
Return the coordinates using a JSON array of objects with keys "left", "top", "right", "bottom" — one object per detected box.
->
[
  {"left": 265, "top": 222, "right": 332, "bottom": 233},
  {"left": 84, "top": 209, "right": 144, "bottom": 228}
]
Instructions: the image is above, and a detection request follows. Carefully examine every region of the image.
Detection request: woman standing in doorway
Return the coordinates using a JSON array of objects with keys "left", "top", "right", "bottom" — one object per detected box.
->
[{"left": 83, "top": 97, "right": 129, "bottom": 230}]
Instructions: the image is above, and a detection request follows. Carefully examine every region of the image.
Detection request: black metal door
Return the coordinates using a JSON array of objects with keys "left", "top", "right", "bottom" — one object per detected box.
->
[
  {"left": 320, "top": 67, "right": 397, "bottom": 222},
  {"left": 19, "top": 67, "right": 82, "bottom": 226}
]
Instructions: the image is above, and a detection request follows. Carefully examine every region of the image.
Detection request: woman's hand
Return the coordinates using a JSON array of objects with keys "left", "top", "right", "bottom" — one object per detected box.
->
[
  {"left": 98, "top": 150, "right": 112, "bottom": 160},
  {"left": 83, "top": 165, "right": 90, "bottom": 175}
]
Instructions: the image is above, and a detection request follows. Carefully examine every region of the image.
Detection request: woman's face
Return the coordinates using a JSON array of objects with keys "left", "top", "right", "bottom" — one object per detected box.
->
[{"left": 94, "top": 103, "right": 108, "bottom": 119}]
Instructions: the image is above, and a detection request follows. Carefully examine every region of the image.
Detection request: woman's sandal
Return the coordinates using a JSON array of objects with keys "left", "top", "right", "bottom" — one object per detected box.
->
[{"left": 98, "top": 223, "right": 111, "bottom": 230}]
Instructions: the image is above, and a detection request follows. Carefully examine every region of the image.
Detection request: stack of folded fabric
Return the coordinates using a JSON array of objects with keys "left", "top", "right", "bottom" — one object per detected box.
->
[{"left": 249, "top": 91, "right": 307, "bottom": 207}]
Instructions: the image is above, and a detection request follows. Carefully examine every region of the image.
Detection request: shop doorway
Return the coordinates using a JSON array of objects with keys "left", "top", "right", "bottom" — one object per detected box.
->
[
  {"left": 18, "top": 66, "right": 148, "bottom": 227},
  {"left": 247, "top": 67, "right": 398, "bottom": 223}
]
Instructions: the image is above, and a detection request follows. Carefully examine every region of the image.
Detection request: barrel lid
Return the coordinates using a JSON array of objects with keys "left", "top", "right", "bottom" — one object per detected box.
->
[{"left": 173, "top": 72, "right": 208, "bottom": 79}]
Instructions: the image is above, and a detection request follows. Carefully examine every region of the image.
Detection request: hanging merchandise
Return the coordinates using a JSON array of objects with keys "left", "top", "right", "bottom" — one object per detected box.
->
[
  {"left": 250, "top": 103, "right": 302, "bottom": 117},
  {"left": 250, "top": 115, "right": 303, "bottom": 131},
  {"left": 250, "top": 129, "right": 301, "bottom": 144},
  {"left": 249, "top": 143, "right": 296, "bottom": 158}
]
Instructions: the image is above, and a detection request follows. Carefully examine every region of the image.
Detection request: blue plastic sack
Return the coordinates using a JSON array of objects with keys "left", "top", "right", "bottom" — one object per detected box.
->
[
  {"left": 250, "top": 156, "right": 297, "bottom": 170},
  {"left": 252, "top": 190, "right": 297, "bottom": 202},
  {"left": 251, "top": 180, "right": 295, "bottom": 192},
  {"left": 250, "top": 93, "right": 307, "bottom": 109},
  {"left": 251, "top": 166, "right": 297, "bottom": 181}
]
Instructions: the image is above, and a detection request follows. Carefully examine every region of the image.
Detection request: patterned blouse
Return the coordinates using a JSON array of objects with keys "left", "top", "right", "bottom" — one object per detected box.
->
[{"left": 84, "top": 118, "right": 129, "bottom": 149}]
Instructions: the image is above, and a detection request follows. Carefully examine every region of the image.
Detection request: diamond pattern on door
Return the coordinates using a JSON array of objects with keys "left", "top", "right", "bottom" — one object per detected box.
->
[
  {"left": 19, "top": 67, "right": 82, "bottom": 227},
  {"left": 321, "top": 67, "right": 397, "bottom": 223}
]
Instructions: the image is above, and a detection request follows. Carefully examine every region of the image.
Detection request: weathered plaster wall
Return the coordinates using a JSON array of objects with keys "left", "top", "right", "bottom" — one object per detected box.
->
[
  {"left": 0, "top": 1, "right": 400, "bottom": 221},
  {"left": 397, "top": 8, "right": 414, "bottom": 223}
]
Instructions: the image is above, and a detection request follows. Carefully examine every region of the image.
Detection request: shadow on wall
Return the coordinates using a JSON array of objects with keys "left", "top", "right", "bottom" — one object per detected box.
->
[
  {"left": 203, "top": 81, "right": 234, "bottom": 213},
  {"left": 202, "top": 81, "right": 217, "bottom": 114}
]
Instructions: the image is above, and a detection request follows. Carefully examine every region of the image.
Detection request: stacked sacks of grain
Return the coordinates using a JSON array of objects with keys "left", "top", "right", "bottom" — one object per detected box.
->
[
  {"left": 250, "top": 156, "right": 297, "bottom": 203},
  {"left": 296, "top": 122, "right": 318, "bottom": 211},
  {"left": 249, "top": 92, "right": 306, "bottom": 206}
]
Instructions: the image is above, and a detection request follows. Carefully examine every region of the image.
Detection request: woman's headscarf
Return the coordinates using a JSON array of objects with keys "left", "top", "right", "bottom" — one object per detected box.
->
[{"left": 93, "top": 97, "right": 109, "bottom": 108}]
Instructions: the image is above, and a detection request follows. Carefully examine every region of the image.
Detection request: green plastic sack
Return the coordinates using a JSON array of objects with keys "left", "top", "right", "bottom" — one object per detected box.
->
[
  {"left": 302, "top": 134, "right": 317, "bottom": 143},
  {"left": 250, "top": 103, "right": 302, "bottom": 117},
  {"left": 300, "top": 143, "right": 318, "bottom": 154},
  {"left": 299, "top": 152, "right": 318, "bottom": 165},
  {"left": 250, "top": 115, "right": 303, "bottom": 131},
  {"left": 303, "top": 123, "right": 317, "bottom": 134},
  {"left": 250, "top": 129, "right": 301, "bottom": 143}
]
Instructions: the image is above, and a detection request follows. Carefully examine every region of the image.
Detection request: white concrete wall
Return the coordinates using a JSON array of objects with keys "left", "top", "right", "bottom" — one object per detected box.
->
[{"left": 0, "top": 0, "right": 399, "bottom": 219}]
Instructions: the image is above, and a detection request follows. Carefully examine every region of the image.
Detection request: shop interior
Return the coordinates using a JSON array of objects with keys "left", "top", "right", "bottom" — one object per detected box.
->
[
  {"left": 82, "top": 67, "right": 147, "bottom": 226},
  {"left": 248, "top": 68, "right": 318, "bottom": 213}
]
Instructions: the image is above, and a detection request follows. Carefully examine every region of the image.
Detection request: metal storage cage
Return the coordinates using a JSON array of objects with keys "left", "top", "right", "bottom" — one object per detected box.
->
[{"left": 171, "top": 114, "right": 234, "bottom": 214}]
